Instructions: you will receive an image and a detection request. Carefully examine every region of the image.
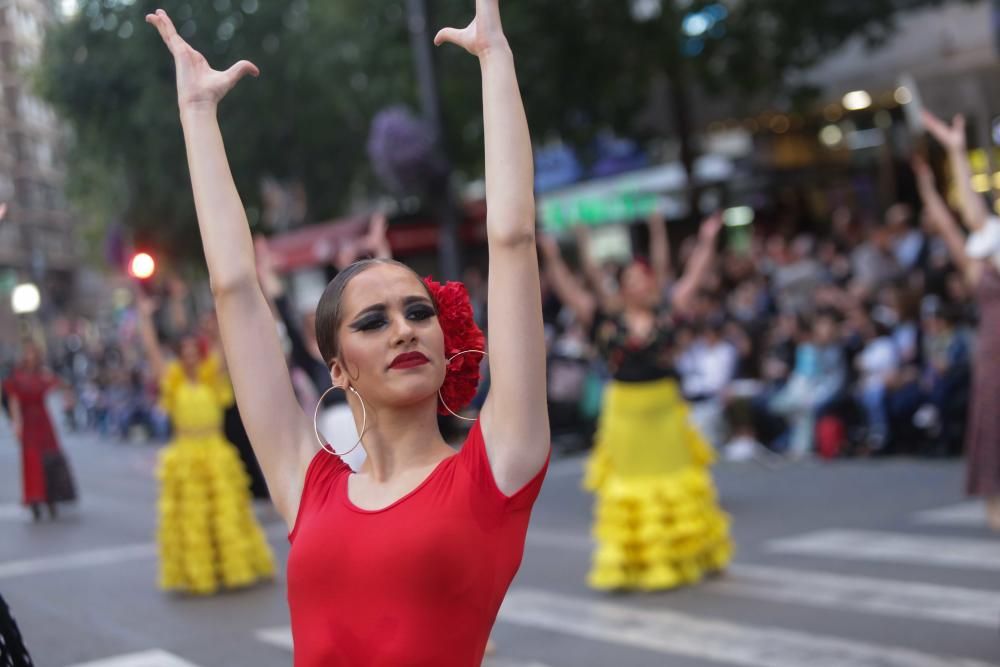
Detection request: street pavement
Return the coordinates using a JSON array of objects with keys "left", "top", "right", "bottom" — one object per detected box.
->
[{"left": 2, "top": 417, "right": 999, "bottom": 667}]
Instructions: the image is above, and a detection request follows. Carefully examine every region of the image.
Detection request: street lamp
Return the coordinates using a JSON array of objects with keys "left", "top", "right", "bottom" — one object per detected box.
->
[{"left": 11, "top": 282, "right": 40, "bottom": 315}]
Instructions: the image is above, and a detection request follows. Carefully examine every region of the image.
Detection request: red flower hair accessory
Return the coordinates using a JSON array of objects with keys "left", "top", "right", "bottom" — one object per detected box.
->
[{"left": 423, "top": 277, "right": 486, "bottom": 416}]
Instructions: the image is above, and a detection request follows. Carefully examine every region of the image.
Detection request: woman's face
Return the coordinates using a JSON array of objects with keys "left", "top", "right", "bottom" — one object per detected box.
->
[
  {"left": 621, "top": 262, "right": 658, "bottom": 309},
  {"left": 333, "top": 264, "right": 446, "bottom": 411},
  {"left": 179, "top": 338, "right": 201, "bottom": 374},
  {"left": 21, "top": 343, "right": 40, "bottom": 369},
  {"left": 814, "top": 317, "right": 838, "bottom": 345}
]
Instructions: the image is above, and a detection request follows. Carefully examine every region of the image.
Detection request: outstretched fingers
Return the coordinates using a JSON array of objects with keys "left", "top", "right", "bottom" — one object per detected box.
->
[
  {"left": 145, "top": 9, "right": 186, "bottom": 55},
  {"left": 921, "top": 109, "right": 965, "bottom": 148}
]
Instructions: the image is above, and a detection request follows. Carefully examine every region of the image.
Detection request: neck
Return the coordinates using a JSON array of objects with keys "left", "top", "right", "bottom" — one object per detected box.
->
[{"left": 352, "top": 396, "right": 451, "bottom": 482}]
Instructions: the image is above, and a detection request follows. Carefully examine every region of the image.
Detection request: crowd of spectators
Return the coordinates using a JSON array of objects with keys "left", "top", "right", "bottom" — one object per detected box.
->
[{"left": 540, "top": 196, "right": 977, "bottom": 461}]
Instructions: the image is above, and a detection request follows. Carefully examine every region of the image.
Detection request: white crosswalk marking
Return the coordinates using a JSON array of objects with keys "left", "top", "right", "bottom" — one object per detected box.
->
[
  {"left": 0, "top": 543, "right": 156, "bottom": 580},
  {"left": 253, "top": 626, "right": 555, "bottom": 667},
  {"left": 766, "top": 530, "right": 1000, "bottom": 570},
  {"left": 66, "top": 650, "right": 203, "bottom": 667},
  {"left": 708, "top": 564, "right": 1000, "bottom": 628},
  {"left": 913, "top": 501, "right": 985, "bottom": 527},
  {"left": 526, "top": 527, "right": 1000, "bottom": 628},
  {"left": 498, "top": 588, "right": 996, "bottom": 667},
  {"left": 254, "top": 626, "right": 293, "bottom": 650}
]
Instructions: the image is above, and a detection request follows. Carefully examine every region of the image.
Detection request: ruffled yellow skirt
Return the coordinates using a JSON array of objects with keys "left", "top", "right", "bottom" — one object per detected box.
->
[
  {"left": 157, "top": 433, "right": 275, "bottom": 595},
  {"left": 584, "top": 379, "right": 732, "bottom": 591}
]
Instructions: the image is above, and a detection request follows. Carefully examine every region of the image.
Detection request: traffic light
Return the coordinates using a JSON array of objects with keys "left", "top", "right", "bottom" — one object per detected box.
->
[{"left": 128, "top": 252, "right": 156, "bottom": 280}]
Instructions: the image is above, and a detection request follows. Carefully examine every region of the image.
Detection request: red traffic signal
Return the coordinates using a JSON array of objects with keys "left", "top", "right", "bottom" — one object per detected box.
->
[{"left": 128, "top": 252, "right": 156, "bottom": 280}]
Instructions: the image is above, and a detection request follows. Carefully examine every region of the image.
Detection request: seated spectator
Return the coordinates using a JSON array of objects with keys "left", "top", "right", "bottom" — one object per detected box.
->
[
  {"left": 886, "top": 203, "right": 927, "bottom": 271},
  {"left": 853, "top": 312, "right": 900, "bottom": 452},
  {"left": 886, "top": 302, "right": 970, "bottom": 455},
  {"left": 676, "top": 315, "right": 738, "bottom": 448},
  {"left": 768, "top": 311, "right": 848, "bottom": 457}
]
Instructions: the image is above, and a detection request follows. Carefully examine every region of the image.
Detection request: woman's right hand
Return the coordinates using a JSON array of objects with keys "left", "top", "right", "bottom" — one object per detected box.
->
[
  {"left": 146, "top": 9, "right": 259, "bottom": 112},
  {"left": 922, "top": 110, "right": 966, "bottom": 153},
  {"left": 254, "top": 237, "right": 284, "bottom": 300}
]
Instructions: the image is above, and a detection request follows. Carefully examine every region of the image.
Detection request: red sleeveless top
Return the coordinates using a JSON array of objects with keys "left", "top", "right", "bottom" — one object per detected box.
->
[{"left": 287, "top": 420, "right": 548, "bottom": 666}]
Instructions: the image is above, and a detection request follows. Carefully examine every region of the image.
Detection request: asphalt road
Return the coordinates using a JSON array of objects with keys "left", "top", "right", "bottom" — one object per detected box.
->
[{"left": 2, "top": 419, "right": 998, "bottom": 667}]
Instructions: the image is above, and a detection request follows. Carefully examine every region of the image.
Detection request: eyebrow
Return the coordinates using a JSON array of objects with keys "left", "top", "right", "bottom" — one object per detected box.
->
[{"left": 350, "top": 295, "right": 434, "bottom": 320}]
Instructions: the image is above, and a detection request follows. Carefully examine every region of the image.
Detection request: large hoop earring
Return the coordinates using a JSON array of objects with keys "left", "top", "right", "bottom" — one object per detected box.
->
[
  {"left": 313, "top": 384, "right": 367, "bottom": 457},
  {"left": 438, "top": 350, "right": 487, "bottom": 422}
]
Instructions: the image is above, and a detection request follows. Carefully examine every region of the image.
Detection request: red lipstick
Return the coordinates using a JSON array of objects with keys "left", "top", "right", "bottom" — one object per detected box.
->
[{"left": 389, "top": 352, "right": 430, "bottom": 370}]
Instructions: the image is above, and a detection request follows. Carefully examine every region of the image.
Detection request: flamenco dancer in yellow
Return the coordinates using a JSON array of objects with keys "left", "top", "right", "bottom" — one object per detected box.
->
[
  {"left": 539, "top": 213, "right": 732, "bottom": 591},
  {"left": 137, "top": 294, "right": 275, "bottom": 594}
]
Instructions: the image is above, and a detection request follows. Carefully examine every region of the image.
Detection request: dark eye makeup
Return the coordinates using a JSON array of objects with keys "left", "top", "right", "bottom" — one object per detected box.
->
[{"left": 349, "top": 301, "right": 436, "bottom": 333}]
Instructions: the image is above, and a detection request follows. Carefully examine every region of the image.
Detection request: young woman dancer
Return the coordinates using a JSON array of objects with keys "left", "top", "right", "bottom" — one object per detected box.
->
[
  {"left": 147, "top": 0, "right": 549, "bottom": 663},
  {"left": 539, "top": 214, "right": 732, "bottom": 591},
  {"left": 3, "top": 341, "right": 77, "bottom": 522},
  {"left": 136, "top": 296, "right": 275, "bottom": 594},
  {"left": 917, "top": 110, "right": 1000, "bottom": 531}
]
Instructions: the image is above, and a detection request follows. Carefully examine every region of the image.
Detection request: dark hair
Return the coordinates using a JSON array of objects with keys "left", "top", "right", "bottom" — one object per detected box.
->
[
  {"left": 171, "top": 333, "right": 204, "bottom": 359},
  {"left": 315, "top": 258, "right": 431, "bottom": 368}
]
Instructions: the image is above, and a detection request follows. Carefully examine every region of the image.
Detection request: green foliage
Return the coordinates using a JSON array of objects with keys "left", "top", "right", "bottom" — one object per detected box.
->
[{"left": 37, "top": 0, "right": 951, "bottom": 262}]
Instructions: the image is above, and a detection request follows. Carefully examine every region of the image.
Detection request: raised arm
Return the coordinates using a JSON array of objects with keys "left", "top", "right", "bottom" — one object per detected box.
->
[
  {"left": 913, "top": 156, "right": 982, "bottom": 287},
  {"left": 672, "top": 213, "right": 722, "bottom": 317},
  {"left": 165, "top": 277, "right": 191, "bottom": 334},
  {"left": 573, "top": 225, "right": 621, "bottom": 312},
  {"left": 147, "top": 10, "right": 315, "bottom": 526},
  {"left": 923, "top": 111, "right": 987, "bottom": 232},
  {"left": 538, "top": 234, "right": 597, "bottom": 328},
  {"left": 135, "top": 292, "right": 166, "bottom": 382},
  {"left": 647, "top": 211, "right": 673, "bottom": 287},
  {"left": 255, "top": 236, "right": 321, "bottom": 376},
  {"left": 435, "top": 0, "right": 549, "bottom": 493}
]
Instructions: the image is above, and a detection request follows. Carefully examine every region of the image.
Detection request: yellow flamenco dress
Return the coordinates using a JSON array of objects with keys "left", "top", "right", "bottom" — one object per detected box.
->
[
  {"left": 584, "top": 377, "right": 733, "bottom": 591},
  {"left": 157, "top": 356, "right": 275, "bottom": 594}
]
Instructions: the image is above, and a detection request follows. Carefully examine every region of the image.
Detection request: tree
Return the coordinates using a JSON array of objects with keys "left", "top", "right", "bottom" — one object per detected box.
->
[{"left": 38, "top": 0, "right": 953, "bottom": 262}]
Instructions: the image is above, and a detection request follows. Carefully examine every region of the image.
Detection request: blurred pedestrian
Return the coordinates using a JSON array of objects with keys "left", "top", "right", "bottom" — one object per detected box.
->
[
  {"left": 147, "top": 1, "right": 549, "bottom": 664},
  {"left": 254, "top": 213, "right": 392, "bottom": 474},
  {"left": 2, "top": 341, "right": 77, "bottom": 521},
  {"left": 539, "top": 212, "right": 732, "bottom": 592}
]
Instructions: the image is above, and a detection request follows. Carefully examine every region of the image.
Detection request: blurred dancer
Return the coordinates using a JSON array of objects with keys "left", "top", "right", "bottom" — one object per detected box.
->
[
  {"left": 3, "top": 341, "right": 77, "bottom": 522},
  {"left": 147, "top": 0, "right": 548, "bottom": 663},
  {"left": 136, "top": 294, "right": 274, "bottom": 594},
  {"left": 539, "top": 214, "right": 732, "bottom": 590},
  {"left": 254, "top": 213, "right": 392, "bottom": 473},
  {"left": 917, "top": 110, "right": 1000, "bottom": 531}
]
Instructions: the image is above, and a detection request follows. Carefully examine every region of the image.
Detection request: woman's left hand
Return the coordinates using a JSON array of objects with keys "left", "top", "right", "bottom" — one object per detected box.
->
[
  {"left": 434, "top": 0, "right": 508, "bottom": 57},
  {"left": 699, "top": 212, "right": 724, "bottom": 241}
]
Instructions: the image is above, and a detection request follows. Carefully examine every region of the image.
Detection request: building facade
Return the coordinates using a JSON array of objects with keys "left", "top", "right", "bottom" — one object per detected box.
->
[{"left": 0, "top": 0, "right": 76, "bottom": 349}]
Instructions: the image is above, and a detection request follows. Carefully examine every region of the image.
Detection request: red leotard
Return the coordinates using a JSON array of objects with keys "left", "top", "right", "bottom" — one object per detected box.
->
[{"left": 287, "top": 419, "right": 548, "bottom": 666}]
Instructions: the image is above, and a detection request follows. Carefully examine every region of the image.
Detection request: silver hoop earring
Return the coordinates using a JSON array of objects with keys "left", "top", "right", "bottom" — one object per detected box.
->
[
  {"left": 313, "top": 384, "right": 367, "bottom": 457},
  {"left": 438, "top": 349, "right": 488, "bottom": 422}
]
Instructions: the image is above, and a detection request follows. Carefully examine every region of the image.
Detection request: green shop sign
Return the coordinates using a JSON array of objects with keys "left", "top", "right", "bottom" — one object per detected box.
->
[{"left": 539, "top": 191, "right": 662, "bottom": 232}]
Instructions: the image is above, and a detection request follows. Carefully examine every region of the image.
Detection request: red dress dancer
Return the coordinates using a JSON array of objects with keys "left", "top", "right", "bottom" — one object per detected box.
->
[{"left": 3, "top": 346, "right": 77, "bottom": 520}]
